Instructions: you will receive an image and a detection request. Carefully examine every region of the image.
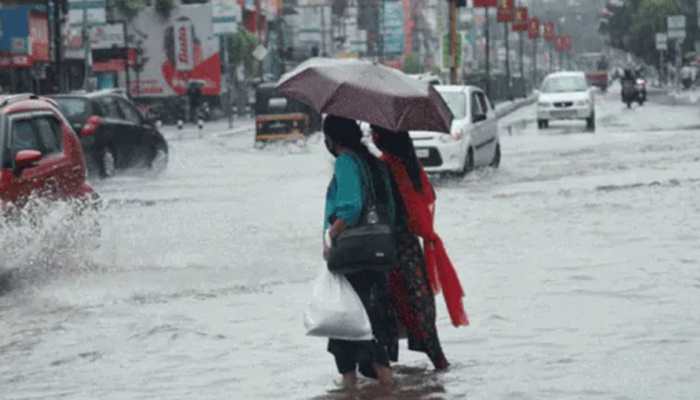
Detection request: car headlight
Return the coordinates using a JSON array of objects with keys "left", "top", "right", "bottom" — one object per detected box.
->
[
  {"left": 576, "top": 99, "right": 589, "bottom": 106},
  {"left": 439, "top": 133, "right": 457, "bottom": 143},
  {"left": 538, "top": 102, "right": 551, "bottom": 108}
]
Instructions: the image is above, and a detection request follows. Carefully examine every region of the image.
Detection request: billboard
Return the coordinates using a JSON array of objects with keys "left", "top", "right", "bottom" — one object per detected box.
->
[
  {"left": 383, "top": 0, "right": 404, "bottom": 56},
  {"left": 126, "top": 5, "right": 221, "bottom": 97}
]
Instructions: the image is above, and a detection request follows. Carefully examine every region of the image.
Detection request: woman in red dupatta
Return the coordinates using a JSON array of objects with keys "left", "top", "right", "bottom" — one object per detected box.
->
[{"left": 372, "top": 126, "right": 469, "bottom": 370}]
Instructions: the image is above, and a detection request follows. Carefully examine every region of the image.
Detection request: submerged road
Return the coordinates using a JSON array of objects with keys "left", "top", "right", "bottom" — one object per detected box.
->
[{"left": 2, "top": 87, "right": 700, "bottom": 399}]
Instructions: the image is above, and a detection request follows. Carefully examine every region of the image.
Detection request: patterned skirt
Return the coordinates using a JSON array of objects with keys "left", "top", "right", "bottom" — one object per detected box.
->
[{"left": 388, "top": 226, "right": 449, "bottom": 370}]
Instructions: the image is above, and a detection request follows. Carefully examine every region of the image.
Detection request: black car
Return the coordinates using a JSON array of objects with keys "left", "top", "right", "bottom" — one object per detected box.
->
[{"left": 52, "top": 91, "right": 168, "bottom": 178}]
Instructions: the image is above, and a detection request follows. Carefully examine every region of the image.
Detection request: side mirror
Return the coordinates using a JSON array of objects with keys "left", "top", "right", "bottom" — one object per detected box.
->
[
  {"left": 14, "top": 149, "right": 42, "bottom": 175},
  {"left": 472, "top": 114, "right": 487, "bottom": 124}
]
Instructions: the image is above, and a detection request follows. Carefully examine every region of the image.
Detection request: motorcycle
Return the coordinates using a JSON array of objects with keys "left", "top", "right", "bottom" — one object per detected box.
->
[
  {"left": 682, "top": 77, "right": 693, "bottom": 90},
  {"left": 621, "top": 79, "right": 638, "bottom": 109},
  {"left": 635, "top": 78, "right": 647, "bottom": 105}
]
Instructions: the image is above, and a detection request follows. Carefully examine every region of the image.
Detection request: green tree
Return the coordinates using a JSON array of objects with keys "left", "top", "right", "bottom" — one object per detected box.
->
[
  {"left": 403, "top": 53, "right": 424, "bottom": 74},
  {"left": 111, "top": 0, "right": 147, "bottom": 20},
  {"left": 224, "top": 29, "right": 258, "bottom": 115}
]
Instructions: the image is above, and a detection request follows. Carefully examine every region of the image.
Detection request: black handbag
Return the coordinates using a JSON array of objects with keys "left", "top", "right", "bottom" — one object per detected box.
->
[{"left": 327, "top": 154, "right": 397, "bottom": 274}]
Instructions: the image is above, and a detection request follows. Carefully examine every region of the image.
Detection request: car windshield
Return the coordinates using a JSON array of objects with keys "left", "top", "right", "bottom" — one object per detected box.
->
[
  {"left": 439, "top": 91, "right": 467, "bottom": 119},
  {"left": 54, "top": 97, "right": 89, "bottom": 120},
  {"left": 541, "top": 76, "right": 588, "bottom": 93},
  {"left": 542, "top": 76, "right": 588, "bottom": 93}
]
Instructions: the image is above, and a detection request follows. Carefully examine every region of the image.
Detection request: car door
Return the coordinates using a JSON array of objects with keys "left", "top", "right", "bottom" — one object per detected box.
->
[
  {"left": 115, "top": 97, "right": 152, "bottom": 168},
  {"left": 33, "top": 113, "right": 81, "bottom": 198},
  {"left": 475, "top": 91, "right": 498, "bottom": 165},
  {"left": 5, "top": 114, "right": 58, "bottom": 201},
  {"left": 469, "top": 90, "right": 489, "bottom": 166}
]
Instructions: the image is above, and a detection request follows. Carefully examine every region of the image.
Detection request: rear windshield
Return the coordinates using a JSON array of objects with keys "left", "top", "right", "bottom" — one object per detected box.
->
[
  {"left": 439, "top": 92, "right": 467, "bottom": 119},
  {"left": 54, "top": 97, "right": 90, "bottom": 121}
]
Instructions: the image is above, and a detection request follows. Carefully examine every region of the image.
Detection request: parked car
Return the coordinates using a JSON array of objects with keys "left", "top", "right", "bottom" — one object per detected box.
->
[
  {"left": 537, "top": 71, "right": 596, "bottom": 132},
  {"left": 410, "top": 85, "right": 500, "bottom": 176},
  {"left": 51, "top": 91, "right": 169, "bottom": 178},
  {"left": 0, "top": 94, "right": 97, "bottom": 209}
]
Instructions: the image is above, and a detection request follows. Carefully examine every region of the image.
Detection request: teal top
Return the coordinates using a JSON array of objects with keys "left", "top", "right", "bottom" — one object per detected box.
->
[{"left": 324, "top": 153, "right": 364, "bottom": 230}]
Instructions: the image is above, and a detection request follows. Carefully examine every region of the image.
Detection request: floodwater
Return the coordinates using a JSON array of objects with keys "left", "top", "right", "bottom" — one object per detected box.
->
[{"left": 2, "top": 87, "right": 700, "bottom": 399}]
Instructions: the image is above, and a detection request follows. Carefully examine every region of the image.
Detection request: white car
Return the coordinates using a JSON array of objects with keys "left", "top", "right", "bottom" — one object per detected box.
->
[
  {"left": 410, "top": 85, "right": 500, "bottom": 176},
  {"left": 536, "top": 71, "right": 596, "bottom": 131}
]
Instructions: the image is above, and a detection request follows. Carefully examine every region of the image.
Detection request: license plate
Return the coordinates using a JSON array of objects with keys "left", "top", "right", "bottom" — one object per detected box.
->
[
  {"left": 416, "top": 149, "right": 430, "bottom": 158},
  {"left": 552, "top": 110, "right": 577, "bottom": 118}
]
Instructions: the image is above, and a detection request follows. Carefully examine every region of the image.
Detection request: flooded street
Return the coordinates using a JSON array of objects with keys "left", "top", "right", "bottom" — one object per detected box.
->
[{"left": 2, "top": 88, "right": 700, "bottom": 399}]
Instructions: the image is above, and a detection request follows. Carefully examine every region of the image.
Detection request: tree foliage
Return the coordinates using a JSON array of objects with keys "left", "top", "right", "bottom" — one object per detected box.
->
[
  {"left": 604, "top": 0, "right": 689, "bottom": 64},
  {"left": 111, "top": 0, "right": 147, "bottom": 20},
  {"left": 225, "top": 29, "right": 258, "bottom": 76},
  {"left": 403, "top": 53, "right": 424, "bottom": 74}
]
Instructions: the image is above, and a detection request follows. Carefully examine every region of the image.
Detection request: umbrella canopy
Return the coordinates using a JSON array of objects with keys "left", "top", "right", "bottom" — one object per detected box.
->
[{"left": 276, "top": 58, "right": 453, "bottom": 133}]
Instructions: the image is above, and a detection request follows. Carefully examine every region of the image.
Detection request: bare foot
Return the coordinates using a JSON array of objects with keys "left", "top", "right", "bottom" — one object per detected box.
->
[
  {"left": 373, "top": 364, "right": 394, "bottom": 387},
  {"left": 340, "top": 372, "right": 357, "bottom": 390}
]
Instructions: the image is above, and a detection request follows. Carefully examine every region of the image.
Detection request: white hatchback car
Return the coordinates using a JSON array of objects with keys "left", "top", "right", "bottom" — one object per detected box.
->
[
  {"left": 537, "top": 71, "right": 596, "bottom": 131},
  {"left": 410, "top": 85, "right": 500, "bottom": 176}
]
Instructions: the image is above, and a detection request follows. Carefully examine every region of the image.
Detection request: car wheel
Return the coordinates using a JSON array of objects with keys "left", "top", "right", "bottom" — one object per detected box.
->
[
  {"left": 586, "top": 113, "right": 596, "bottom": 132},
  {"left": 100, "top": 147, "right": 116, "bottom": 178},
  {"left": 150, "top": 147, "right": 168, "bottom": 174},
  {"left": 490, "top": 143, "right": 501, "bottom": 168},
  {"left": 457, "top": 148, "right": 474, "bottom": 177}
]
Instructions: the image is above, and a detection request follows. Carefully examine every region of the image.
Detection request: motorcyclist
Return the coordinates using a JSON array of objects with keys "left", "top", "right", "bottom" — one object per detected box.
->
[{"left": 621, "top": 68, "right": 638, "bottom": 106}]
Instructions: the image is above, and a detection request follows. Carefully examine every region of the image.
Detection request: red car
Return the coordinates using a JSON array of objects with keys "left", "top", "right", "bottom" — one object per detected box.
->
[{"left": 0, "top": 94, "right": 97, "bottom": 210}]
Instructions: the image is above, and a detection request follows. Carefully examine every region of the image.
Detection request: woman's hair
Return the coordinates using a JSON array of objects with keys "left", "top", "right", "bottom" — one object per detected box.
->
[
  {"left": 371, "top": 125, "right": 423, "bottom": 193},
  {"left": 324, "top": 115, "right": 390, "bottom": 203},
  {"left": 323, "top": 115, "right": 367, "bottom": 155}
]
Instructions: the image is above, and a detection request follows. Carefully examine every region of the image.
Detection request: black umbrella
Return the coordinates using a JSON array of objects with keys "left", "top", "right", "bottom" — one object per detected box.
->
[{"left": 277, "top": 58, "right": 453, "bottom": 133}]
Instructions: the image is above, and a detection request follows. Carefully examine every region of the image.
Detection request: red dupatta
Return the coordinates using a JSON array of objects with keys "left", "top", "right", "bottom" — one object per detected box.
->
[{"left": 382, "top": 154, "right": 469, "bottom": 327}]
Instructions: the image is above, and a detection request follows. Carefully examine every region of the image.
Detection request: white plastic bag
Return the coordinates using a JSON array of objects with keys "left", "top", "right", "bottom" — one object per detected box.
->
[{"left": 303, "top": 266, "right": 373, "bottom": 341}]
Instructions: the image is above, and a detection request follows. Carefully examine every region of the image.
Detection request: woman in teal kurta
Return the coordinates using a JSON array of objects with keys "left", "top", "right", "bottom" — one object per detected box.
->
[{"left": 322, "top": 115, "right": 397, "bottom": 389}]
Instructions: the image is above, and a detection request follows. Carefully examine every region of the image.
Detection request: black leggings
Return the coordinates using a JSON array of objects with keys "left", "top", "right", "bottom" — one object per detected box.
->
[{"left": 327, "top": 270, "right": 394, "bottom": 376}]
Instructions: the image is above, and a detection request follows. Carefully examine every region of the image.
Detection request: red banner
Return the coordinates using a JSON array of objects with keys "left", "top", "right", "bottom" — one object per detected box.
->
[
  {"left": 473, "top": 0, "right": 497, "bottom": 7},
  {"left": 543, "top": 21, "right": 556, "bottom": 42},
  {"left": 512, "top": 7, "right": 528, "bottom": 31},
  {"left": 29, "top": 11, "right": 50, "bottom": 63},
  {"left": 528, "top": 17, "right": 540, "bottom": 39},
  {"left": 496, "top": 0, "right": 514, "bottom": 23},
  {"left": 555, "top": 35, "right": 572, "bottom": 52}
]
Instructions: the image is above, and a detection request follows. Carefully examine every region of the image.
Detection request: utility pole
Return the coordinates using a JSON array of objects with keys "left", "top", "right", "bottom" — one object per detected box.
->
[
  {"left": 81, "top": 0, "right": 92, "bottom": 90},
  {"left": 505, "top": 22, "right": 511, "bottom": 99},
  {"left": 122, "top": 21, "right": 130, "bottom": 96},
  {"left": 485, "top": 7, "right": 491, "bottom": 98},
  {"left": 518, "top": 28, "right": 524, "bottom": 96},
  {"left": 449, "top": 0, "right": 457, "bottom": 84},
  {"left": 53, "top": 0, "right": 64, "bottom": 92},
  {"left": 223, "top": 35, "right": 233, "bottom": 128},
  {"left": 532, "top": 36, "right": 537, "bottom": 87}
]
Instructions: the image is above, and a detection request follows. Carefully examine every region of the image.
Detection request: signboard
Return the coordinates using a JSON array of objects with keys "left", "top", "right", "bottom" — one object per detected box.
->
[
  {"left": 667, "top": 15, "right": 686, "bottom": 39},
  {"left": 211, "top": 0, "right": 240, "bottom": 35},
  {"left": 656, "top": 33, "right": 668, "bottom": 51},
  {"left": 173, "top": 17, "right": 195, "bottom": 71},
  {"left": 253, "top": 44, "right": 268, "bottom": 60},
  {"left": 68, "top": 0, "right": 106, "bottom": 26},
  {"left": 126, "top": 6, "right": 221, "bottom": 96},
  {"left": 543, "top": 21, "right": 555, "bottom": 42},
  {"left": 473, "top": 0, "right": 497, "bottom": 7},
  {"left": 383, "top": 0, "right": 404, "bottom": 56},
  {"left": 28, "top": 11, "right": 49, "bottom": 61},
  {"left": 512, "top": 7, "right": 528, "bottom": 32},
  {"left": 528, "top": 17, "right": 540, "bottom": 39},
  {"left": 496, "top": 0, "right": 514, "bottom": 23},
  {"left": 90, "top": 23, "right": 125, "bottom": 49}
]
